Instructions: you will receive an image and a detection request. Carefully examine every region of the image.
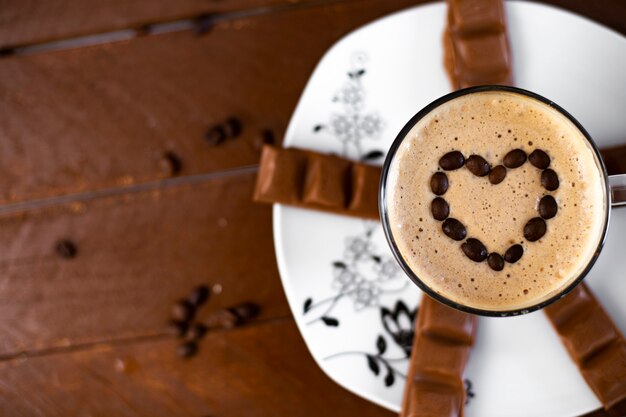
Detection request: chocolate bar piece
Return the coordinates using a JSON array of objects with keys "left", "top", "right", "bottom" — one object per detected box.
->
[
  {"left": 443, "top": 0, "right": 513, "bottom": 89},
  {"left": 253, "top": 145, "right": 380, "bottom": 219},
  {"left": 600, "top": 144, "right": 626, "bottom": 176},
  {"left": 544, "top": 284, "right": 626, "bottom": 413},
  {"left": 401, "top": 295, "right": 477, "bottom": 417}
]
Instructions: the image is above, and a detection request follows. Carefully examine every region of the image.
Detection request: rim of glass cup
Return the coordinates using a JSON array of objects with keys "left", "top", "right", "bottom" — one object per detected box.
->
[{"left": 379, "top": 85, "right": 611, "bottom": 317}]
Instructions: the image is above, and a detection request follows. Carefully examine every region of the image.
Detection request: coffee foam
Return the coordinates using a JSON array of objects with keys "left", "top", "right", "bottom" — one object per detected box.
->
[{"left": 386, "top": 91, "right": 606, "bottom": 311}]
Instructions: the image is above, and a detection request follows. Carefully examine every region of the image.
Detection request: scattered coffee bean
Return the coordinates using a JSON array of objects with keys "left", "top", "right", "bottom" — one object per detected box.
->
[
  {"left": 503, "top": 149, "right": 527, "bottom": 168},
  {"left": 177, "top": 341, "right": 198, "bottom": 359},
  {"left": 171, "top": 299, "right": 195, "bottom": 323},
  {"left": 188, "top": 285, "right": 210, "bottom": 307},
  {"left": 194, "top": 13, "right": 215, "bottom": 36},
  {"left": 55, "top": 239, "right": 77, "bottom": 259},
  {"left": 541, "top": 169, "right": 559, "bottom": 191},
  {"left": 461, "top": 238, "right": 488, "bottom": 262},
  {"left": 465, "top": 155, "right": 490, "bottom": 176},
  {"left": 206, "top": 308, "right": 240, "bottom": 329},
  {"left": 442, "top": 218, "right": 467, "bottom": 241},
  {"left": 430, "top": 172, "right": 449, "bottom": 195},
  {"left": 228, "top": 302, "right": 261, "bottom": 322},
  {"left": 524, "top": 217, "right": 547, "bottom": 242},
  {"left": 487, "top": 253, "right": 505, "bottom": 271},
  {"left": 159, "top": 151, "right": 182, "bottom": 176},
  {"left": 186, "top": 323, "right": 208, "bottom": 341},
  {"left": 504, "top": 244, "right": 524, "bottom": 263},
  {"left": 439, "top": 151, "right": 465, "bottom": 170},
  {"left": 529, "top": 149, "right": 550, "bottom": 169},
  {"left": 169, "top": 320, "right": 189, "bottom": 338},
  {"left": 134, "top": 24, "right": 152, "bottom": 37},
  {"left": 205, "top": 125, "right": 227, "bottom": 145},
  {"left": 170, "top": 320, "right": 189, "bottom": 337},
  {"left": 224, "top": 117, "right": 243, "bottom": 138},
  {"left": 431, "top": 197, "right": 450, "bottom": 220},
  {"left": 255, "top": 129, "right": 276, "bottom": 150},
  {"left": 538, "top": 195, "right": 558, "bottom": 219},
  {"left": 488, "top": 165, "right": 507, "bottom": 185},
  {"left": 0, "top": 48, "right": 16, "bottom": 57}
]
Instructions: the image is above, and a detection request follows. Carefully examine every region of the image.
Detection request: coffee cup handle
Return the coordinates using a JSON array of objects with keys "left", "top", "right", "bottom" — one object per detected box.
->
[{"left": 610, "top": 174, "right": 626, "bottom": 207}]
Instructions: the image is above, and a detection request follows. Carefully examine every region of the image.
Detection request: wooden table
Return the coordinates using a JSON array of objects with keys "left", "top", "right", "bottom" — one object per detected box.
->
[{"left": 0, "top": 0, "right": 623, "bottom": 415}]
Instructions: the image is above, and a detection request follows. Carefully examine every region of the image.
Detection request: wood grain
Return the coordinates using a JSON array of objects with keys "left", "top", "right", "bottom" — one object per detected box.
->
[
  {"left": 0, "top": 0, "right": 419, "bottom": 205},
  {"left": 0, "top": 318, "right": 394, "bottom": 417},
  {"left": 0, "top": 170, "right": 294, "bottom": 356}
]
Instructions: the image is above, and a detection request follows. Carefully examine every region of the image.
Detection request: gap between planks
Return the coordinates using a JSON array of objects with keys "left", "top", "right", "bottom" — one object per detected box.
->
[
  {"left": 0, "top": 315, "right": 293, "bottom": 363},
  {"left": 0, "top": 165, "right": 259, "bottom": 217},
  {"left": 0, "top": 0, "right": 361, "bottom": 55}
]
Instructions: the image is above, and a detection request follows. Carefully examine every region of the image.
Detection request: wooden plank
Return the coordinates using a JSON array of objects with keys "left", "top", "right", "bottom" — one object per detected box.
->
[
  {"left": 0, "top": 0, "right": 420, "bottom": 205},
  {"left": 1, "top": 0, "right": 625, "bottom": 51},
  {"left": 0, "top": 0, "right": 346, "bottom": 49},
  {"left": 0, "top": 319, "right": 394, "bottom": 417},
  {"left": 0, "top": 170, "right": 294, "bottom": 356}
]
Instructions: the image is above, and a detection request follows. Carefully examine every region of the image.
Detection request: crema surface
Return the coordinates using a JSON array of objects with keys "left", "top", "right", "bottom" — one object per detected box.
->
[{"left": 385, "top": 91, "right": 606, "bottom": 311}]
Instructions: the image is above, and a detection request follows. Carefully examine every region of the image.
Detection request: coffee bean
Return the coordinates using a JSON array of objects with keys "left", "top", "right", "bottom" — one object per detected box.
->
[
  {"left": 465, "top": 155, "right": 490, "bottom": 176},
  {"left": 55, "top": 239, "right": 77, "bottom": 259},
  {"left": 529, "top": 149, "right": 550, "bottom": 169},
  {"left": 177, "top": 341, "right": 198, "bottom": 359},
  {"left": 487, "top": 253, "right": 505, "bottom": 271},
  {"left": 229, "top": 302, "right": 261, "bottom": 322},
  {"left": 504, "top": 244, "right": 524, "bottom": 263},
  {"left": 204, "top": 125, "right": 227, "bottom": 145},
  {"left": 159, "top": 151, "right": 182, "bottom": 176},
  {"left": 430, "top": 172, "right": 449, "bottom": 195},
  {"left": 194, "top": 13, "right": 215, "bottom": 36},
  {"left": 189, "top": 285, "right": 210, "bottom": 307},
  {"left": 431, "top": 197, "right": 450, "bottom": 220},
  {"left": 225, "top": 117, "right": 243, "bottom": 138},
  {"left": 503, "top": 149, "right": 527, "bottom": 168},
  {"left": 524, "top": 217, "right": 547, "bottom": 241},
  {"left": 489, "top": 165, "right": 507, "bottom": 184},
  {"left": 538, "top": 195, "right": 558, "bottom": 219},
  {"left": 168, "top": 320, "right": 189, "bottom": 338},
  {"left": 0, "top": 48, "right": 16, "bottom": 57},
  {"left": 442, "top": 218, "right": 467, "bottom": 241},
  {"left": 206, "top": 308, "right": 240, "bottom": 329},
  {"left": 461, "top": 238, "right": 488, "bottom": 262},
  {"left": 255, "top": 129, "right": 276, "bottom": 150},
  {"left": 541, "top": 169, "right": 559, "bottom": 191},
  {"left": 439, "top": 151, "right": 465, "bottom": 170},
  {"left": 186, "top": 323, "right": 208, "bottom": 341},
  {"left": 171, "top": 299, "right": 195, "bottom": 323}
]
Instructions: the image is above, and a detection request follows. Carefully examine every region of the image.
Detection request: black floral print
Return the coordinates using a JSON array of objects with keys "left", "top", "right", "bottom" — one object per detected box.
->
[{"left": 313, "top": 51, "right": 385, "bottom": 160}]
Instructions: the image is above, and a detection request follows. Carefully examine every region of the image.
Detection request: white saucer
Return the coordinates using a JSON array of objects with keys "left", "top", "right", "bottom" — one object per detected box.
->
[{"left": 274, "top": 2, "right": 626, "bottom": 416}]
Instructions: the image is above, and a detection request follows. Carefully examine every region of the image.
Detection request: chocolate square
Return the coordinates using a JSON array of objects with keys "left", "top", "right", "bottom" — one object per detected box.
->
[
  {"left": 253, "top": 146, "right": 306, "bottom": 205},
  {"left": 412, "top": 335, "right": 471, "bottom": 379},
  {"left": 581, "top": 341, "right": 626, "bottom": 409},
  {"left": 559, "top": 305, "right": 617, "bottom": 363},
  {"left": 404, "top": 375, "right": 464, "bottom": 417},
  {"left": 420, "top": 295, "right": 476, "bottom": 345},
  {"left": 448, "top": 0, "right": 506, "bottom": 36},
  {"left": 454, "top": 31, "right": 511, "bottom": 78},
  {"left": 348, "top": 163, "right": 381, "bottom": 219},
  {"left": 544, "top": 285, "right": 594, "bottom": 328},
  {"left": 302, "top": 154, "right": 351, "bottom": 208}
]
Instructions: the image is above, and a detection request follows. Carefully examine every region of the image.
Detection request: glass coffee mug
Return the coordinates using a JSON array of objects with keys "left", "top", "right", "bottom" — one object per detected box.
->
[{"left": 379, "top": 86, "right": 626, "bottom": 317}]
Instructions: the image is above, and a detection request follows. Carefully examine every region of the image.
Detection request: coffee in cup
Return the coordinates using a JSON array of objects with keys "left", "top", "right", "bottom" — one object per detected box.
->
[{"left": 381, "top": 87, "right": 610, "bottom": 315}]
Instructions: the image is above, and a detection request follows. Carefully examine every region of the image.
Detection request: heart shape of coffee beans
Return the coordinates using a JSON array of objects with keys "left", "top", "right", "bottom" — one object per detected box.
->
[{"left": 430, "top": 148, "right": 559, "bottom": 271}]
